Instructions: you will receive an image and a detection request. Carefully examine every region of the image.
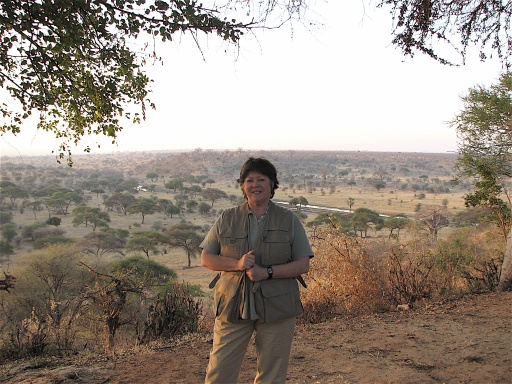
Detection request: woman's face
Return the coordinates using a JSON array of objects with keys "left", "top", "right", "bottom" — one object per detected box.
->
[{"left": 242, "top": 171, "right": 273, "bottom": 205}]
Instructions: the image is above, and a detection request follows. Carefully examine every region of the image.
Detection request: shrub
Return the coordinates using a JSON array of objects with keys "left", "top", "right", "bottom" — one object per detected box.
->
[
  {"left": 431, "top": 227, "right": 477, "bottom": 294},
  {"left": 32, "top": 236, "right": 74, "bottom": 250},
  {"left": 386, "top": 244, "right": 435, "bottom": 305},
  {"left": 0, "top": 211, "right": 13, "bottom": 225},
  {"left": 0, "top": 240, "right": 14, "bottom": 257},
  {"left": 32, "top": 226, "right": 65, "bottom": 240},
  {"left": 301, "top": 226, "right": 388, "bottom": 323},
  {"left": 21, "top": 222, "right": 46, "bottom": 240},
  {"left": 428, "top": 225, "right": 504, "bottom": 295},
  {"left": 0, "top": 244, "right": 90, "bottom": 360},
  {"left": 460, "top": 226, "right": 505, "bottom": 293},
  {"left": 45, "top": 217, "right": 61, "bottom": 227},
  {"left": 138, "top": 283, "right": 203, "bottom": 344}
]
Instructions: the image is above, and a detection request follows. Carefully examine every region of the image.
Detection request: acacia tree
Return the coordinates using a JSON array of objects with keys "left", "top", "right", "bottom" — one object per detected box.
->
[
  {"left": 126, "top": 230, "right": 169, "bottom": 259},
  {"left": 384, "top": 215, "right": 409, "bottom": 239},
  {"left": 44, "top": 190, "right": 84, "bottom": 216},
  {"left": 0, "top": 183, "right": 28, "bottom": 209},
  {"left": 201, "top": 188, "right": 228, "bottom": 207},
  {"left": 166, "top": 222, "right": 202, "bottom": 268},
  {"left": 104, "top": 192, "right": 137, "bottom": 215},
  {"left": 0, "top": 0, "right": 311, "bottom": 164},
  {"left": 377, "top": 0, "right": 511, "bottom": 67},
  {"left": 79, "top": 230, "right": 127, "bottom": 260},
  {"left": 72, "top": 205, "right": 111, "bottom": 231},
  {"left": 5, "top": 244, "right": 91, "bottom": 354},
  {"left": 128, "top": 197, "right": 161, "bottom": 224},
  {"left": 451, "top": 72, "right": 512, "bottom": 291},
  {"left": 351, "top": 208, "right": 384, "bottom": 238}
]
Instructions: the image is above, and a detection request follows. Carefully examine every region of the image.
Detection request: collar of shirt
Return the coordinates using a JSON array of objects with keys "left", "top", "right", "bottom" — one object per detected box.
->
[{"left": 248, "top": 204, "right": 269, "bottom": 223}]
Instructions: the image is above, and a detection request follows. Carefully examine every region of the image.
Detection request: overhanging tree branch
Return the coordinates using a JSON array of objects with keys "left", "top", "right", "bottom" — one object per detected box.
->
[
  {"left": 0, "top": 0, "right": 311, "bottom": 164},
  {"left": 377, "top": 0, "right": 511, "bottom": 67}
]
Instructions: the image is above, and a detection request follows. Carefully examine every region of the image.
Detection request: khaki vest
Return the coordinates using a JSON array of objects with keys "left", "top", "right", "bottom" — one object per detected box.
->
[{"left": 213, "top": 202, "right": 303, "bottom": 323}]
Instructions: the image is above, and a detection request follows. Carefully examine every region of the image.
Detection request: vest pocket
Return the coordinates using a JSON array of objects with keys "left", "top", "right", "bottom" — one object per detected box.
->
[
  {"left": 219, "top": 230, "right": 247, "bottom": 260},
  {"left": 262, "top": 229, "right": 291, "bottom": 265},
  {"left": 214, "top": 272, "right": 245, "bottom": 323},
  {"left": 256, "top": 279, "right": 303, "bottom": 323}
]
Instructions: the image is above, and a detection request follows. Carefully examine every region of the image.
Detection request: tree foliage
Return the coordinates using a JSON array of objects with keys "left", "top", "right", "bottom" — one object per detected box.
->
[
  {"left": 0, "top": 0, "right": 310, "bottom": 164},
  {"left": 109, "top": 255, "right": 177, "bottom": 286},
  {"left": 0, "top": 240, "right": 14, "bottom": 258},
  {"left": 45, "top": 216, "right": 61, "bottom": 227},
  {"left": 378, "top": 0, "right": 511, "bottom": 67},
  {"left": 451, "top": 72, "right": 512, "bottom": 291},
  {"left": 1, "top": 223, "right": 17, "bottom": 243},
  {"left": 452, "top": 72, "right": 511, "bottom": 237}
]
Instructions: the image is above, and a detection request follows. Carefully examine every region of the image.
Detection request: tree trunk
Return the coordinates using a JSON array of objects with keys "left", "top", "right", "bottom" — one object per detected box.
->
[{"left": 498, "top": 226, "right": 512, "bottom": 292}]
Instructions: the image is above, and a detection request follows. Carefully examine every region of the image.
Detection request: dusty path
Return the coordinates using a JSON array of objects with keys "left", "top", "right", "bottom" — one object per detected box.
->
[{"left": 3, "top": 292, "right": 511, "bottom": 384}]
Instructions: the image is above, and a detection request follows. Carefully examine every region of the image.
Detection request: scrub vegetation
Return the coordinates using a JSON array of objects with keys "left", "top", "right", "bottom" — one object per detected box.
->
[{"left": 0, "top": 149, "right": 509, "bottom": 366}]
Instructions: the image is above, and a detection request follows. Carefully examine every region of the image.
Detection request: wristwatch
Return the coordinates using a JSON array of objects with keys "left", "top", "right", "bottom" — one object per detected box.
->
[{"left": 266, "top": 266, "right": 273, "bottom": 279}]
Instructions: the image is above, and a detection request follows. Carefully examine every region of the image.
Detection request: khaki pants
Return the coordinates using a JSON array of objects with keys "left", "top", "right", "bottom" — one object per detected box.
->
[{"left": 205, "top": 316, "right": 297, "bottom": 384}]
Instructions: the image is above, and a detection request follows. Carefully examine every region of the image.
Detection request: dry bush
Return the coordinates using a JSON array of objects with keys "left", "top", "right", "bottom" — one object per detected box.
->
[
  {"left": 138, "top": 283, "right": 203, "bottom": 344},
  {"left": 301, "top": 225, "right": 389, "bottom": 324},
  {"left": 383, "top": 220, "right": 440, "bottom": 306},
  {"left": 386, "top": 245, "right": 435, "bottom": 306}
]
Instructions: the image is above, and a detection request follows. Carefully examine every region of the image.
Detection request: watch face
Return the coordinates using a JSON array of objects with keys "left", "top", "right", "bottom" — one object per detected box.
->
[{"left": 267, "top": 267, "right": 273, "bottom": 274}]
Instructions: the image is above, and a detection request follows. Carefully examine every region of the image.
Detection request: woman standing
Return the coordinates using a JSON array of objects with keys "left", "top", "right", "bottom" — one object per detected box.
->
[{"left": 200, "top": 157, "right": 314, "bottom": 384}]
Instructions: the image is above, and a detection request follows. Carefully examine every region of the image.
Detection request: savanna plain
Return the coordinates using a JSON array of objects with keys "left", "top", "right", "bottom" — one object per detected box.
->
[{"left": 0, "top": 150, "right": 510, "bottom": 383}]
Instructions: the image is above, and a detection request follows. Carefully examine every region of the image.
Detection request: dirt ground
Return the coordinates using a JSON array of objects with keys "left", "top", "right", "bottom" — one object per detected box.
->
[{"left": 2, "top": 291, "right": 510, "bottom": 384}]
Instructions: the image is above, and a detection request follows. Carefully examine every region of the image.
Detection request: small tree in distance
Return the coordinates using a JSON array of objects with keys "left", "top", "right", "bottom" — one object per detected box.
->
[
  {"left": 126, "top": 231, "right": 169, "bottom": 259},
  {"left": 166, "top": 223, "right": 202, "bottom": 268},
  {"left": 46, "top": 217, "right": 61, "bottom": 227},
  {"left": 128, "top": 197, "right": 161, "bottom": 224}
]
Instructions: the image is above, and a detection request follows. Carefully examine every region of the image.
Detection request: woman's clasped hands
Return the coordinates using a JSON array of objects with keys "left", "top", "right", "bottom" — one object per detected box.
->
[
  {"left": 238, "top": 250, "right": 267, "bottom": 281},
  {"left": 238, "top": 250, "right": 255, "bottom": 270}
]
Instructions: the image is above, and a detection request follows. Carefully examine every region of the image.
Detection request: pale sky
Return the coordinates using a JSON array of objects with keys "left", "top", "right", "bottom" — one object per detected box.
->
[{"left": 0, "top": 1, "right": 506, "bottom": 158}]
